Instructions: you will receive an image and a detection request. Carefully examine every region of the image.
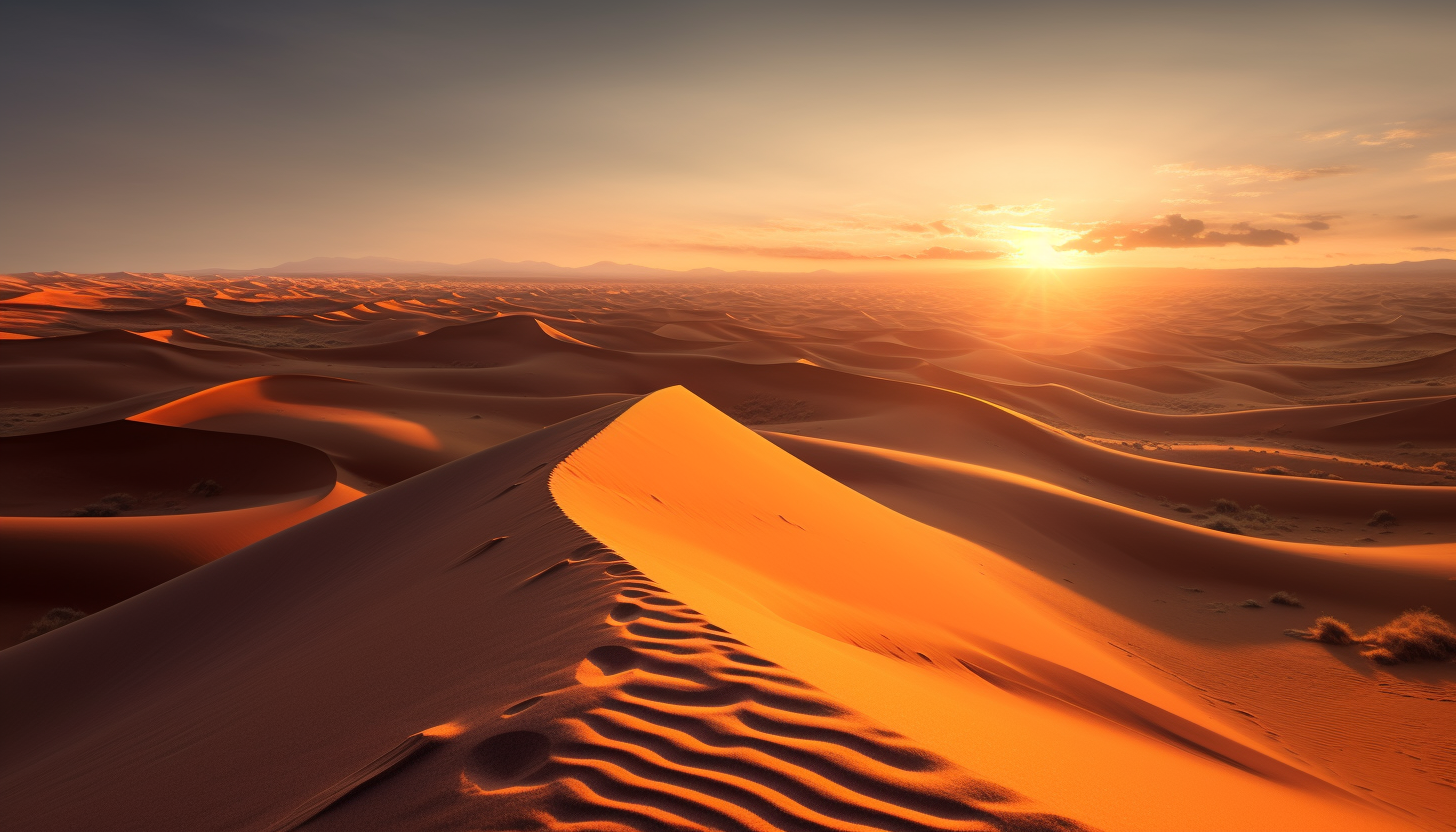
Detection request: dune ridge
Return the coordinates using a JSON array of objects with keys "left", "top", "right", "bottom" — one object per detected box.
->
[{"left": 0, "top": 394, "right": 1096, "bottom": 832}]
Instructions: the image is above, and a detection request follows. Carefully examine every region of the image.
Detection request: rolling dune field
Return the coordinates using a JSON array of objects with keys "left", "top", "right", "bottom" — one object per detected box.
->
[{"left": 1, "top": 270, "right": 1453, "bottom": 832}]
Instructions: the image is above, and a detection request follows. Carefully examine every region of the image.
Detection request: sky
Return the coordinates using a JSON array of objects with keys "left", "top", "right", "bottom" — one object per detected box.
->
[{"left": 1, "top": 0, "right": 1454, "bottom": 274}]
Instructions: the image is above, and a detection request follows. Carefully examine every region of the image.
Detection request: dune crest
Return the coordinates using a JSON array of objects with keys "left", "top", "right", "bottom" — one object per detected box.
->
[{"left": 552, "top": 387, "right": 1426, "bottom": 832}]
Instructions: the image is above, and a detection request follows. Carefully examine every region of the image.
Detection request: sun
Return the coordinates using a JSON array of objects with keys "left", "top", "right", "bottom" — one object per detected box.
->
[{"left": 1014, "top": 235, "right": 1076, "bottom": 270}]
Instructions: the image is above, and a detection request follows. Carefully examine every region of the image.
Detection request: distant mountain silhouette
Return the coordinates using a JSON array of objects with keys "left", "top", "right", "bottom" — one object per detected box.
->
[{"left": 174, "top": 255, "right": 1456, "bottom": 281}]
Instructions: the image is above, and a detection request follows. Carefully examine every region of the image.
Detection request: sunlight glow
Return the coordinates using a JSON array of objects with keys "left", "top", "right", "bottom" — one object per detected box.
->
[{"left": 1010, "top": 233, "right": 1078, "bottom": 271}]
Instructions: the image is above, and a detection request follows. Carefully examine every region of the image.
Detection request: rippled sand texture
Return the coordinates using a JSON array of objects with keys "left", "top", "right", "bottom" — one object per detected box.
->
[{"left": 1, "top": 271, "right": 1453, "bottom": 832}]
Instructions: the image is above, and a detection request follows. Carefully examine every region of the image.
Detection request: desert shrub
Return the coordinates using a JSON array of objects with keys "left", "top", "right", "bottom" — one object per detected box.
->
[
  {"left": 1242, "top": 505, "right": 1274, "bottom": 525},
  {"left": 189, "top": 479, "right": 223, "bottom": 497},
  {"left": 99, "top": 492, "right": 137, "bottom": 509},
  {"left": 1359, "top": 609, "right": 1456, "bottom": 665},
  {"left": 70, "top": 503, "right": 119, "bottom": 517},
  {"left": 1368, "top": 510, "right": 1397, "bottom": 527},
  {"left": 22, "top": 607, "right": 87, "bottom": 641},
  {"left": 1172, "top": 504, "right": 1192, "bottom": 513},
  {"left": 1203, "top": 519, "right": 1243, "bottom": 534},
  {"left": 1254, "top": 466, "right": 1295, "bottom": 476},
  {"left": 1269, "top": 591, "right": 1302, "bottom": 607},
  {"left": 1213, "top": 498, "right": 1240, "bottom": 514},
  {"left": 730, "top": 395, "right": 815, "bottom": 426},
  {"left": 1238, "top": 599, "right": 1263, "bottom": 608},
  {"left": 1306, "top": 469, "right": 1342, "bottom": 480},
  {"left": 1285, "top": 616, "right": 1358, "bottom": 644}
]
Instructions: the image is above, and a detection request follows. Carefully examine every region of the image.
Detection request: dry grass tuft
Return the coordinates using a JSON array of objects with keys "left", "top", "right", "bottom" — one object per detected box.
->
[
  {"left": 189, "top": 479, "right": 223, "bottom": 497},
  {"left": 1286, "top": 608, "right": 1456, "bottom": 664},
  {"left": 1212, "top": 498, "right": 1240, "bottom": 514},
  {"left": 1367, "top": 509, "right": 1397, "bottom": 527},
  {"left": 731, "top": 395, "right": 815, "bottom": 426},
  {"left": 1203, "top": 519, "right": 1243, "bottom": 534},
  {"left": 1269, "top": 591, "right": 1302, "bottom": 607},
  {"left": 1238, "top": 599, "right": 1263, "bottom": 608},
  {"left": 1285, "top": 616, "right": 1358, "bottom": 644},
  {"left": 22, "top": 607, "right": 87, "bottom": 641},
  {"left": 69, "top": 492, "right": 139, "bottom": 517},
  {"left": 1359, "top": 609, "right": 1456, "bottom": 665}
]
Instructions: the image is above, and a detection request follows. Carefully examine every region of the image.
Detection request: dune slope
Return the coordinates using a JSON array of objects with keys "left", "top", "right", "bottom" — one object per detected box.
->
[{"left": 0, "top": 393, "right": 1090, "bottom": 832}]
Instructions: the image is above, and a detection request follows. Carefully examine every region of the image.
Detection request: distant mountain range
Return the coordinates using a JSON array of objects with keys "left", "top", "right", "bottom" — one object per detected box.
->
[
  {"left": 175, "top": 255, "right": 1456, "bottom": 280},
  {"left": 180, "top": 256, "right": 764, "bottom": 279}
]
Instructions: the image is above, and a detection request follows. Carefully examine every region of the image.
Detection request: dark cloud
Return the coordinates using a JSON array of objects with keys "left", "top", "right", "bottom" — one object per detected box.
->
[
  {"left": 1056, "top": 214, "right": 1298, "bottom": 253},
  {"left": 1411, "top": 246, "right": 1455, "bottom": 252},
  {"left": 900, "top": 247, "right": 1004, "bottom": 260},
  {"left": 1297, "top": 221, "right": 1330, "bottom": 230}
]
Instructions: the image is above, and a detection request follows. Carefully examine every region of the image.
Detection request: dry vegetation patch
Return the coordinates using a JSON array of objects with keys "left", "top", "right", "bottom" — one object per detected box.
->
[
  {"left": 731, "top": 395, "right": 815, "bottom": 425},
  {"left": 22, "top": 607, "right": 87, "bottom": 641},
  {"left": 1287, "top": 608, "right": 1456, "bottom": 665}
]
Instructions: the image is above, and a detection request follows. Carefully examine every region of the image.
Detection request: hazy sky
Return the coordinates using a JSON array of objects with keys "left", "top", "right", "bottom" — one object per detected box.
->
[{"left": 2, "top": 0, "right": 1454, "bottom": 273}]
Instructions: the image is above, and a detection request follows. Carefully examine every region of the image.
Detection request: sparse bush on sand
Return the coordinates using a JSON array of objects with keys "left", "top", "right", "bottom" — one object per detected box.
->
[
  {"left": 1360, "top": 609, "right": 1456, "bottom": 664},
  {"left": 1285, "top": 616, "right": 1357, "bottom": 644},
  {"left": 1287, "top": 608, "right": 1456, "bottom": 665},
  {"left": 730, "top": 395, "right": 815, "bottom": 426},
  {"left": 1172, "top": 504, "right": 1192, "bottom": 513},
  {"left": 189, "top": 479, "right": 223, "bottom": 497},
  {"left": 70, "top": 503, "right": 119, "bottom": 517},
  {"left": 99, "top": 493, "right": 137, "bottom": 510},
  {"left": 69, "top": 492, "right": 139, "bottom": 517},
  {"left": 22, "top": 607, "right": 87, "bottom": 641},
  {"left": 1238, "top": 599, "right": 1263, "bottom": 608},
  {"left": 1203, "top": 519, "right": 1243, "bottom": 534},
  {"left": 1213, "top": 498, "right": 1240, "bottom": 514},
  {"left": 1253, "top": 465, "right": 1342, "bottom": 480},
  {"left": 1368, "top": 509, "right": 1397, "bottom": 527},
  {"left": 1269, "top": 591, "right": 1302, "bottom": 607}
]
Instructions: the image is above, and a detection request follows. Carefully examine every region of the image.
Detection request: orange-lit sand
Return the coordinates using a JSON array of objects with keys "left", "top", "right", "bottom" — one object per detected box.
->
[{"left": 1, "top": 271, "right": 1452, "bottom": 830}]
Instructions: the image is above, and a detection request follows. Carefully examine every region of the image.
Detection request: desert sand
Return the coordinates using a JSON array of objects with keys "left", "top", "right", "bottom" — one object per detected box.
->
[{"left": 1, "top": 270, "right": 1453, "bottom": 831}]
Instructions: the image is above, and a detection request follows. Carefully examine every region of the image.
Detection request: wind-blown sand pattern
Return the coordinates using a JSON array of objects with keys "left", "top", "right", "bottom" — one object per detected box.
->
[{"left": 1, "top": 271, "right": 1453, "bottom": 831}]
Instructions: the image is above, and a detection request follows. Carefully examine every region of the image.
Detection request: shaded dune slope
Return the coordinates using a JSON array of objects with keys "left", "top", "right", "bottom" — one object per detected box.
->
[
  {"left": 0, "top": 393, "right": 1089, "bottom": 832},
  {"left": 0, "top": 421, "right": 352, "bottom": 636}
]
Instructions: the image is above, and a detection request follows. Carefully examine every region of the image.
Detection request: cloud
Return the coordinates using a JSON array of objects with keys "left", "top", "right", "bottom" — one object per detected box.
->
[
  {"left": 1161, "top": 198, "right": 1217, "bottom": 205},
  {"left": 1424, "top": 151, "right": 1456, "bottom": 181},
  {"left": 1301, "top": 130, "right": 1348, "bottom": 142},
  {"left": 672, "top": 242, "right": 1004, "bottom": 261},
  {"left": 961, "top": 202, "right": 1051, "bottom": 216},
  {"left": 900, "top": 247, "right": 1004, "bottom": 260},
  {"left": 1157, "top": 163, "right": 1360, "bottom": 184},
  {"left": 1274, "top": 212, "right": 1341, "bottom": 231},
  {"left": 1056, "top": 215, "right": 1299, "bottom": 254},
  {"left": 1411, "top": 246, "right": 1455, "bottom": 253},
  {"left": 1357, "top": 128, "right": 1430, "bottom": 147}
]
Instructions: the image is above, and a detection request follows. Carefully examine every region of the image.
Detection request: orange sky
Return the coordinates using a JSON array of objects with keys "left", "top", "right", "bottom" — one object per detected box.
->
[{"left": 1, "top": 1, "right": 1453, "bottom": 273}]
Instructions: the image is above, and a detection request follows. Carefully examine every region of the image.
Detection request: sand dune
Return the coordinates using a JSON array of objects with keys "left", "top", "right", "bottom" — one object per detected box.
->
[{"left": 2, "top": 272, "right": 1453, "bottom": 830}]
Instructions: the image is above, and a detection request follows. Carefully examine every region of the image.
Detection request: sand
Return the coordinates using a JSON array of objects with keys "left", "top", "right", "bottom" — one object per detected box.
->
[{"left": 1, "top": 271, "right": 1452, "bottom": 831}]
